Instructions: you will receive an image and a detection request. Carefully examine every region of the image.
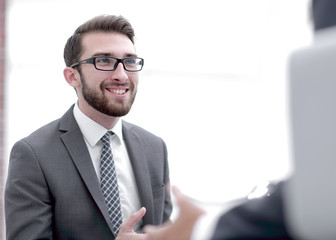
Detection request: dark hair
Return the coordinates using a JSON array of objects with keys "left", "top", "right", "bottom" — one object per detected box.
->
[
  {"left": 64, "top": 15, "right": 135, "bottom": 67},
  {"left": 311, "top": 0, "right": 336, "bottom": 31}
]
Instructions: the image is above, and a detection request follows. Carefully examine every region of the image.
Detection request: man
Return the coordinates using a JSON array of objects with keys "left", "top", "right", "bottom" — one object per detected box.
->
[
  {"left": 142, "top": 0, "right": 336, "bottom": 239},
  {"left": 5, "top": 15, "right": 172, "bottom": 240}
]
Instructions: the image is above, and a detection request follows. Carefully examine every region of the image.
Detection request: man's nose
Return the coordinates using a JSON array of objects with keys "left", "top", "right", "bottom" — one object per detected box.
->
[{"left": 111, "top": 62, "right": 128, "bottom": 81}]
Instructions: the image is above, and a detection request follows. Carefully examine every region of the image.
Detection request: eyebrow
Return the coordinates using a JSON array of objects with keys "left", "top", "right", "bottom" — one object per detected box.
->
[{"left": 92, "top": 52, "right": 138, "bottom": 58}]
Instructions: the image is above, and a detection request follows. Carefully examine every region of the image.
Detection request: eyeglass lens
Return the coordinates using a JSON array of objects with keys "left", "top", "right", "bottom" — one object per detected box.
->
[{"left": 95, "top": 57, "right": 143, "bottom": 71}]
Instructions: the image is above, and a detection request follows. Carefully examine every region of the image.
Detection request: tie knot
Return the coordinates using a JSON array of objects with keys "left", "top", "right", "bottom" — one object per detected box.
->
[{"left": 101, "top": 131, "right": 114, "bottom": 146}]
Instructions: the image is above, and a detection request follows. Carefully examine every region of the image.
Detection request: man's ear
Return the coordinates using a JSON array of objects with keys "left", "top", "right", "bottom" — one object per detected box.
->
[{"left": 63, "top": 67, "right": 80, "bottom": 88}]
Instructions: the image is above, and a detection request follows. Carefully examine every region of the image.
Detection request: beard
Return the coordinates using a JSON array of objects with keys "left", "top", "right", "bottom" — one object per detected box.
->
[{"left": 80, "top": 73, "right": 137, "bottom": 117}]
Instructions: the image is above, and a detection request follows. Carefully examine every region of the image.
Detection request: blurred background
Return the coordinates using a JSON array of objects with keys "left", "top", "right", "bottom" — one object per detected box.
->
[{"left": 1, "top": 0, "right": 312, "bottom": 237}]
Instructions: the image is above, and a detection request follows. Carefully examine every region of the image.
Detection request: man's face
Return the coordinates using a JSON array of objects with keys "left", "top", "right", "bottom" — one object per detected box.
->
[{"left": 76, "top": 32, "right": 139, "bottom": 117}]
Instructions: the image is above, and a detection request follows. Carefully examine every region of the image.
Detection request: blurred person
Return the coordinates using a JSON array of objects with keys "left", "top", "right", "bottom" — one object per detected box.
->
[
  {"left": 4, "top": 15, "right": 172, "bottom": 240},
  {"left": 141, "top": 0, "right": 336, "bottom": 239}
]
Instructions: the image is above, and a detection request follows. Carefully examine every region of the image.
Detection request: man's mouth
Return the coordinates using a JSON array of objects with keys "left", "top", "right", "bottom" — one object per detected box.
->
[{"left": 107, "top": 88, "right": 127, "bottom": 95}]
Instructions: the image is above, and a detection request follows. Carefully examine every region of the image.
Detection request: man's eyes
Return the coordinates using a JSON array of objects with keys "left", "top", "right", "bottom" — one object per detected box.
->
[
  {"left": 97, "top": 58, "right": 114, "bottom": 64},
  {"left": 95, "top": 57, "right": 138, "bottom": 66},
  {"left": 124, "top": 59, "right": 136, "bottom": 64}
]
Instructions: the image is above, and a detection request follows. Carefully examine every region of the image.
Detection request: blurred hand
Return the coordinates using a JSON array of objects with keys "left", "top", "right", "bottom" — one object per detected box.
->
[
  {"left": 143, "top": 186, "right": 205, "bottom": 240},
  {"left": 116, "top": 207, "right": 147, "bottom": 240}
]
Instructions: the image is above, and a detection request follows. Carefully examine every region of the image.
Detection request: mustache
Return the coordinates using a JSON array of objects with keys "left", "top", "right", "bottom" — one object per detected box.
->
[{"left": 100, "top": 82, "right": 131, "bottom": 89}]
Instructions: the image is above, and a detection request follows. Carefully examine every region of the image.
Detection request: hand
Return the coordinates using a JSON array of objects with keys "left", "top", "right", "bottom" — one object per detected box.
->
[
  {"left": 116, "top": 207, "right": 147, "bottom": 240},
  {"left": 143, "top": 186, "right": 205, "bottom": 240}
]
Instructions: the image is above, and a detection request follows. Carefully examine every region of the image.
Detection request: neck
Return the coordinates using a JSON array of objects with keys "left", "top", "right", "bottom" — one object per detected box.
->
[{"left": 77, "top": 101, "right": 120, "bottom": 130}]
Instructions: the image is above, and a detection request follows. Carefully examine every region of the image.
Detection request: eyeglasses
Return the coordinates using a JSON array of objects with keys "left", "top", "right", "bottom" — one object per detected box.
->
[{"left": 70, "top": 56, "right": 144, "bottom": 72}]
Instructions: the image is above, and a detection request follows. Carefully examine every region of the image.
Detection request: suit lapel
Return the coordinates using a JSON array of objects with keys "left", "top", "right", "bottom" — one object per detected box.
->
[
  {"left": 122, "top": 121, "right": 154, "bottom": 225},
  {"left": 59, "top": 107, "right": 116, "bottom": 233}
]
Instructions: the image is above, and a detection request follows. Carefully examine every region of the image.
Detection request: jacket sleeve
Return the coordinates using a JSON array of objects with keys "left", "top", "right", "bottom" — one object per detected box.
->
[{"left": 5, "top": 140, "right": 53, "bottom": 240}]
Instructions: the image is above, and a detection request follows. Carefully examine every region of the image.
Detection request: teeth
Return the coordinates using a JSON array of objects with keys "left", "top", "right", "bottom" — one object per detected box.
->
[{"left": 110, "top": 89, "right": 126, "bottom": 95}]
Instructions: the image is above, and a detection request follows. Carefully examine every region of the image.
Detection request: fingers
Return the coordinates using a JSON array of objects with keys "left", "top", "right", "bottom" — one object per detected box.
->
[
  {"left": 120, "top": 207, "right": 146, "bottom": 232},
  {"left": 116, "top": 208, "right": 147, "bottom": 240},
  {"left": 128, "top": 207, "right": 147, "bottom": 228}
]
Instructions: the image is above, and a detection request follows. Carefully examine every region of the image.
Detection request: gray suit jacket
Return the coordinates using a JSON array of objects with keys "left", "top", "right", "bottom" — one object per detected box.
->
[{"left": 5, "top": 106, "right": 172, "bottom": 240}]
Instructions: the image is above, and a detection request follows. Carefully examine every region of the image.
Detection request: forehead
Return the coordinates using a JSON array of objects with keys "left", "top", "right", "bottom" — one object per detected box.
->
[{"left": 81, "top": 32, "right": 136, "bottom": 58}]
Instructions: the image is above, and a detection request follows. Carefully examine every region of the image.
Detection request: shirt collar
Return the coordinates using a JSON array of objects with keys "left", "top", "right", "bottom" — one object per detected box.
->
[{"left": 73, "top": 103, "right": 123, "bottom": 147}]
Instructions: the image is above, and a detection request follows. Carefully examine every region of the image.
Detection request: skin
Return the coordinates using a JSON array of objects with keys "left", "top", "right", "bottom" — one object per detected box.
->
[
  {"left": 116, "top": 207, "right": 148, "bottom": 240},
  {"left": 63, "top": 32, "right": 139, "bottom": 129}
]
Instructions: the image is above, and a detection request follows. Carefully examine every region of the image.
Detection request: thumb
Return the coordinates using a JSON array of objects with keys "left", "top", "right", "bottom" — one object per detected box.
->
[{"left": 121, "top": 207, "right": 146, "bottom": 231}]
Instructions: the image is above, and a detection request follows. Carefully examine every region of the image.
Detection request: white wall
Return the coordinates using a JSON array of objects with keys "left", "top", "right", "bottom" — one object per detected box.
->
[{"left": 5, "top": 0, "right": 312, "bottom": 205}]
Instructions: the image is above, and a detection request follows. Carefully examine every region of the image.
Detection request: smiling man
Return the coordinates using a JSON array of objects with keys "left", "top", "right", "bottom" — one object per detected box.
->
[{"left": 5, "top": 15, "right": 172, "bottom": 240}]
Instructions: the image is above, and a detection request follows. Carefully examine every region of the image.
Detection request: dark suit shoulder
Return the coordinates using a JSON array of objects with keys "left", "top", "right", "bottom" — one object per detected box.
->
[
  {"left": 15, "top": 106, "right": 78, "bottom": 155},
  {"left": 18, "top": 118, "right": 60, "bottom": 146}
]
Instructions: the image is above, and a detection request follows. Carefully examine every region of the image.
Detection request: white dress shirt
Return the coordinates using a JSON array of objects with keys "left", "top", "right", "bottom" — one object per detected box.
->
[{"left": 73, "top": 103, "right": 143, "bottom": 231}]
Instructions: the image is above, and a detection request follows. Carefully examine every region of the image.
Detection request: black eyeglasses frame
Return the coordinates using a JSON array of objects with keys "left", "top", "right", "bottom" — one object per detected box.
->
[{"left": 69, "top": 56, "right": 144, "bottom": 72}]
